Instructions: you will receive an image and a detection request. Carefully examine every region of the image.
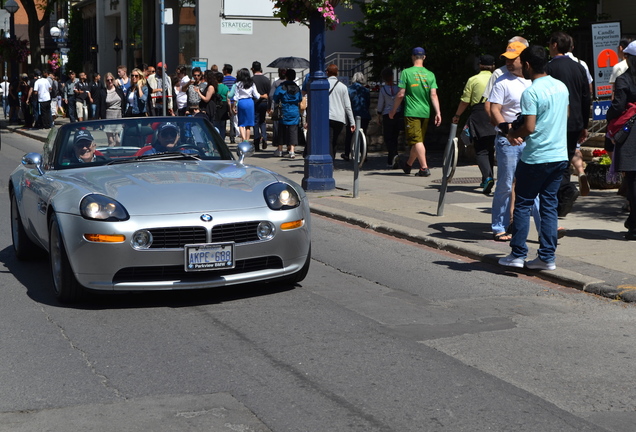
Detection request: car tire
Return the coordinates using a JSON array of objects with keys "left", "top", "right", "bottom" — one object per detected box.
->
[
  {"left": 275, "top": 245, "right": 311, "bottom": 286},
  {"left": 11, "top": 193, "right": 43, "bottom": 260},
  {"left": 49, "top": 215, "right": 84, "bottom": 303}
]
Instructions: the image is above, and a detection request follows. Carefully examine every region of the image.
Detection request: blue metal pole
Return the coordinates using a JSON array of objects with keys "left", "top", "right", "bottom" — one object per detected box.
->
[
  {"left": 160, "top": 0, "right": 167, "bottom": 116},
  {"left": 302, "top": 10, "right": 335, "bottom": 191}
]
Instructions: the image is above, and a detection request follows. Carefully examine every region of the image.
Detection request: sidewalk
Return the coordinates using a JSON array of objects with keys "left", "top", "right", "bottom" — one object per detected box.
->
[{"left": 5, "top": 118, "right": 636, "bottom": 302}]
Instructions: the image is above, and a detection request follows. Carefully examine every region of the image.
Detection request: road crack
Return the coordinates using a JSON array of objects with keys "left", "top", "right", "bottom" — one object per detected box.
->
[{"left": 42, "top": 306, "right": 126, "bottom": 400}]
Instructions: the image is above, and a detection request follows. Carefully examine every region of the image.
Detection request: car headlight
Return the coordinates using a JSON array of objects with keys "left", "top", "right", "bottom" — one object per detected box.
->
[
  {"left": 80, "top": 194, "right": 129, "bottom": 221},
  {"left": 264, "top": 183, "right": 300, "bottom": 210}
]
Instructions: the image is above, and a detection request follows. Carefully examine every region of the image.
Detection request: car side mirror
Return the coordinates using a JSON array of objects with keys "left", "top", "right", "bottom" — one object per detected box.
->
[
  {"left": 236, "top": 141, "right": 255, "bottom": 165},
  {"left": 22, "top": 152, "right": 44, "bottom": 176}
]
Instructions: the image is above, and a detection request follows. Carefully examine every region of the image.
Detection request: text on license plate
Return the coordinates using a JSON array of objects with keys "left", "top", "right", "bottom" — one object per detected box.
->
[{"left": 185, "top": 243, "right": 235, "bottom": 271}]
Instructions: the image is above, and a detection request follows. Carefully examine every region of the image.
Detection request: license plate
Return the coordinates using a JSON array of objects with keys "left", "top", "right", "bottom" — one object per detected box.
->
[{"left": 185, "top": 242, "right": 235, "bottom": 271}]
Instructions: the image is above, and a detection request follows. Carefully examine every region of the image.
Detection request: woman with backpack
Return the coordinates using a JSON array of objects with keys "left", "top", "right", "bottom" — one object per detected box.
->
[
  {"left": 377, "top": 68, "right": 403, "bottom": 168},
  {"left": 273, "top": 68, "right": 302, "bottom": 158},
  {"left": 196, "top": 70, "right": 218, "bottom": 124}
]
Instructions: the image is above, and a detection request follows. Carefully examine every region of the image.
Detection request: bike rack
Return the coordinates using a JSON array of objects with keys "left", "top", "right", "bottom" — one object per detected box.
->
[
  {"left": 352, "top": 116, "right": 367, "bottom": 198},
  {"left": 436, "top": 123, "right": 458, "bottom": 216}
]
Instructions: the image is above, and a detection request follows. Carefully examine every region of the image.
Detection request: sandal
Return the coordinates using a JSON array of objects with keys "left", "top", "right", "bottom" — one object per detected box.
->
[
  {"left": 557, "top": 227, "right": 567, "bottom": 239},
  {"left": 493, "top": 232, "right": 512, "bottom": 242}
]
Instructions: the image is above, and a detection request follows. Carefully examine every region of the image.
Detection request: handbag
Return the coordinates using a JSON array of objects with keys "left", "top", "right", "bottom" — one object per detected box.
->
[
  {"left": 612, "top": 114, "right": 636, "bottom": 145},
  {"left": 271, "top": 101, "right": 282, "bottom": 121},
  {"left": 607, "top": 102, "right": 636, "bottom": 144}
]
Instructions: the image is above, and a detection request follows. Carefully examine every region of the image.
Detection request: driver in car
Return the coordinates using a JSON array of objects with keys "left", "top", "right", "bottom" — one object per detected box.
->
[{"left": 73, "top": 130, "right": 105, "bottom": 163}]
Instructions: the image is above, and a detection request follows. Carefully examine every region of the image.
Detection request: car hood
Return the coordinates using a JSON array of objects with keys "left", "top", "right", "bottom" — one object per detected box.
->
[{"left": 56, "top": 161, "right": 285, "bottom": 215}]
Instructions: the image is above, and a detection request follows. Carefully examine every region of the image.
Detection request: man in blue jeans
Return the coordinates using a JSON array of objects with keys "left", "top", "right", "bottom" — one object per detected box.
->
[{"left": 498, "top": 45, "right": 569, "bottom": 271}]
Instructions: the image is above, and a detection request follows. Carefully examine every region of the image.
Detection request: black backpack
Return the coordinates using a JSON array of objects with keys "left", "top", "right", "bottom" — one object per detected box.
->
[
  {"left": 50, "top": 79, "right": 59, "bottom": 98},
  {"left": 212, "top": 92, "right": 228, "bottom": 122}
]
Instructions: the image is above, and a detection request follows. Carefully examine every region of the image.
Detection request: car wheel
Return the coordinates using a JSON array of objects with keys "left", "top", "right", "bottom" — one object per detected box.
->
[
  {"left": 49, "top": 216, "right": 84, "bottom": 303},
  {"left": 275, "top": 245, "right": 311, "bottom": 286},
  {"left": 11, "top": 193, "right": 43, "bottom": 260}
]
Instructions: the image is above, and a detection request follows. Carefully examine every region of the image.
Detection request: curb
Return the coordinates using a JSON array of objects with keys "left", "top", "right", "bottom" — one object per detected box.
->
[{"left": 309, "top": 203, "right": 628, "bottom": 301}]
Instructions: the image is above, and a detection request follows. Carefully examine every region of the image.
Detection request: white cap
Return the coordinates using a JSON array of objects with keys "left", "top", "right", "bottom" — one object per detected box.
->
[{"left": 624, "top": 41, "right": 636, "bottom": 56}]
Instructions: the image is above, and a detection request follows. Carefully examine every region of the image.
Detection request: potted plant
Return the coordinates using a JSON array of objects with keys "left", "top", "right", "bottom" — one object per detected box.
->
[{"left": 584, "top": 150, "right": 622, "bottom": 189}]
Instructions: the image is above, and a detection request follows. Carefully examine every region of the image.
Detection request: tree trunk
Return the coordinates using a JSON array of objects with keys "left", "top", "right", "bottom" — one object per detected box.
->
[{"left": 20, "top": 0, "right": 56, "bottom": 71}]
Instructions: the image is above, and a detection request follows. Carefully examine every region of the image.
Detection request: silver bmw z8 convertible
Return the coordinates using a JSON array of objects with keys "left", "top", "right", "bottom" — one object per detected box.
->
[{"left": 9, "top": 117, "right": 311, "bottom": 302}]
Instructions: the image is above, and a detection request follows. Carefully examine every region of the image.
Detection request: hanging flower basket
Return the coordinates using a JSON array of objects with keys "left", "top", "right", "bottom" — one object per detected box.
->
[
  {"left": 48, "top": 53, "right": 61, "bottom": 74},
  {"left": 272, "top": 0, "right": 351, "bottom": 30}
]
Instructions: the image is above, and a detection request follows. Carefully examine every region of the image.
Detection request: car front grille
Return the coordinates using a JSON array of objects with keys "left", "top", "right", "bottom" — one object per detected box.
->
[
  {"left": 148, "top": 227, "right": 208, "bottom": 249},
  {"left": 113, "top": 256, "right": 284, "bottom": 283},
  {"left": 147, "top": 222, "right": 261, "bottom": 249},
  {"left": 212, "top": 221, "right": 261, "bottom": 243}
]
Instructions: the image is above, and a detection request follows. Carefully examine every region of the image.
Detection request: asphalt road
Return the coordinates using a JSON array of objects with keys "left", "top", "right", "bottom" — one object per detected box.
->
[{"left": 1, "top": 131, "right": 635, "bottom": 431}]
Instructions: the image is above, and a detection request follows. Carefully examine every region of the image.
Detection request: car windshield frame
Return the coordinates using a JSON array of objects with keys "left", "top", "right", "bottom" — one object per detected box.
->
[{"left": 48, "top": 116, "right": 234, "bottom": 170}]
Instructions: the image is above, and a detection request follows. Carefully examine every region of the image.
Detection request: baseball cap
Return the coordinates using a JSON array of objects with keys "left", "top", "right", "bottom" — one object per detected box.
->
[
  {"left": 479, "top": 54, "right": 495, "bottom": 66},
  {"left": 501, "top": 42, "right": 527, "bottom": 59},
  {"left": 159, "top": 122, "right": 179, "bottom": 134},
  {"left": 74, "top": 130, "right": 94, "bottom": 146},
  {"left": 157, "top": 62, "right": 166, "bottom": 69},
  {"left": 623, "top": 41, "right": 636, "bottom": 56},
  {"left": 412, "top": 47, "right": 426, "bottom": 56}
]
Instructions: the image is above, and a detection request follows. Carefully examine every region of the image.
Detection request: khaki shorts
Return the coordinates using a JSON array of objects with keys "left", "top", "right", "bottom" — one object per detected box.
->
[{"left": 404, "top": 117, "right": 429, "bottom": 145}]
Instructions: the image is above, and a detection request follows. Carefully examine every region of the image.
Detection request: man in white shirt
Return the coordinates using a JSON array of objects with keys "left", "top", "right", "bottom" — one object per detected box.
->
[
  {"left": 0, "top": 76, "right": 9, "bottom": 119},
  {"left": 175, "top": 66, "right": 190, "bottom": 116},
  {"left": 609, "top": 38, "right": 633, "bottom": 91},
  {"left": 32, "top": 69, "right": 52, "bottom": 129},
  {"left": 153, "top": 62, "right": 173, "bottom": 116},
  {"left": 483, "top": 36, "right": 529, "bottom": 123}
]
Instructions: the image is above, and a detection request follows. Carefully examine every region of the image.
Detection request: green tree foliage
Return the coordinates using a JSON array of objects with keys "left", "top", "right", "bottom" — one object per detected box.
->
[{"left": 351, "top": 0, "right": 596, "bottom": 116}]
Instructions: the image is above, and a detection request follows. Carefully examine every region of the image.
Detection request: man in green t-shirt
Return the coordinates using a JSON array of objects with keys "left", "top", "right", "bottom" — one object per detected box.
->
[{"left": 389, "top": 47, "right": 441, "bottom": 177}]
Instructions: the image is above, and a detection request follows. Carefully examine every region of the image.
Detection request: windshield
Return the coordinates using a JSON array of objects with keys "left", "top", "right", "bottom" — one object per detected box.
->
[{"left": 52, "top": 117, "right": 233, "bottom": 169}]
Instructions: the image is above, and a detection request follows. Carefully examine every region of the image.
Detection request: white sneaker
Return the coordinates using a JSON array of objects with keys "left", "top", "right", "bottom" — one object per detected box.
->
[
  {"left": 498, "top": 254, "right": 525, "bottom": 268},
  {"left": 273, "top": 150, "right": 283, "bottom": 157},
  {"left": 288, "top": 152, "right": 296, "bottom": 159},
  {"left": 391, "top": 155, "right": 400, "bottom": 169},
  {"left": 525, "top": 257, "right": 556, "bottom": 271}
]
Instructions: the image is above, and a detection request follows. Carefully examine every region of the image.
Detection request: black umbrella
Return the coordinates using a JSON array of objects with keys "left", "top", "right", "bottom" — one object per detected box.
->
[{"left": 267, "top": 56, "right": 310, "bottom": 69}]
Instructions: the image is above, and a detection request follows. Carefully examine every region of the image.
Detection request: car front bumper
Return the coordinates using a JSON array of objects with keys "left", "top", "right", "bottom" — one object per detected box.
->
[{"left": 56, "top": 205, "right": 310, "bottom": 291}]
